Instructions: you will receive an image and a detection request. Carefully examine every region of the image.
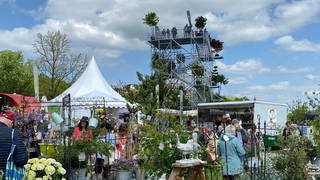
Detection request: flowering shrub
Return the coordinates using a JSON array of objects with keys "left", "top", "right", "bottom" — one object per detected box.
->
[
  {"left": 24, "top": 157, "right": 66, "bottom": 180},
  {"left": 113, "top": 158, "right": 136, "bottom": 170},
  {"left": 15, "top": 110, "right": 46, "bottom": 138}
]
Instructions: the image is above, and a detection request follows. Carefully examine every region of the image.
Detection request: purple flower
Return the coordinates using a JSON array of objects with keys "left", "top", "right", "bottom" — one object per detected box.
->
[
  {"left": 13, "top": 110, "right": 46, "bottom": 139},
  {"left": 114, "top": 157, "right": 136, "bottom": 170}
]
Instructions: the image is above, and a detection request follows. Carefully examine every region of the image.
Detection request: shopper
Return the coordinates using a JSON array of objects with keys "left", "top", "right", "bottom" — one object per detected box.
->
[
  {"left": 0, "top": 110, "right": 28, "bottom": 178},
  {"left": 217, "top": 125, "right": 246, "bottom": 180}
]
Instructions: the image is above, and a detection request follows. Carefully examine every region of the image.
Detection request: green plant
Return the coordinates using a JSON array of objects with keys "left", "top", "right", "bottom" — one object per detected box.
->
[
  {"left": 136, "top": 114, "right": 191, "bottom": 178},
  {"left": 143, "top": 12, "right": 159, "bottom": 26},
  {"left": 211, "top": 74, "right": 228, "bottom": 85},
  {"left": 191, "top": 63, "right": 204, "bottom": 77},
  {"left": 312, "top": 116, "right": 320, "bottom": 154},
  {"left": 272, "top": 136, "right": 309, "bottom": 180},
  {"left": 195, "top": 16, "right": 207, "bottom": 29}
]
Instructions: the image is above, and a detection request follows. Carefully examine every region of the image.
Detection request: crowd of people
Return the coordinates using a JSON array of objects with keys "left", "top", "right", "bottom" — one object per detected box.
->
[
  {"left": 196, "top": 113, "right": 266, "bottom": 180},
  {"left": 0, "top": 106, "right": 312, "bottom": 180}
]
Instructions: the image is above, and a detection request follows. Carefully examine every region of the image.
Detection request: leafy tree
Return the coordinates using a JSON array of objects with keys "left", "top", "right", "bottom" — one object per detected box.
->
[
  {"left": 33, "top": 31, "right": 88, "bottom": 99},
  {"left": 120, "top": 54, "right": 189, "bottom": 116},
  {"left": 38, "top": 74, "right": 70, "bottom": 99},
  {"left": 223, "top": 96, "right": 249, "bottom": 102},
  {"left": 142, "top": 12, "right": 159, "bottom": 26},
  {"left": 0, "top": 50, "right": 34, "bottom": 95},
  {"left": 287, "top": 99, "right": 310, "bottom": 124}
]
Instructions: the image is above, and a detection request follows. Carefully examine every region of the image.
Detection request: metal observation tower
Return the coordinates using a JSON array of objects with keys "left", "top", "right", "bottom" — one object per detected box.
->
[{"left": 147, "top": 13, "right": 223, "bottom": 109}]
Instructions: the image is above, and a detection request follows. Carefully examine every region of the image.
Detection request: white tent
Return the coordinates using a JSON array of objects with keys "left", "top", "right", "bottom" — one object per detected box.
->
[{"left": 49, "top": 57, "right": 127, "bottom": 118}]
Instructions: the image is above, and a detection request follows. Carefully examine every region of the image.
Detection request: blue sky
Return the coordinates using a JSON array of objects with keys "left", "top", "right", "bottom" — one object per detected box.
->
[{"left": 0, "top": 0, "right": 320, "bottom": 105}]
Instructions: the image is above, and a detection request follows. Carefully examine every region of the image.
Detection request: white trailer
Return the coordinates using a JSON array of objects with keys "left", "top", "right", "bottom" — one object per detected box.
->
[{"left": 197, "top": 100, "right": 288, "bottom": 135}]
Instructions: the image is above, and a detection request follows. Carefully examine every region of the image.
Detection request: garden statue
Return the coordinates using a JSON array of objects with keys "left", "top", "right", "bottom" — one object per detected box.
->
[{"left": 176, "top": 132, "right": 205, "bottom": 164}]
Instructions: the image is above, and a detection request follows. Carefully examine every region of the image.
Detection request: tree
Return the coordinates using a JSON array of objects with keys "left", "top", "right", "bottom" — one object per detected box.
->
[
  {"left": 33, "top": 31, "right": 88, "bottom": 99},
  {"left": 287, "top": 99, "right": 310, "bottom": 124},
  {"left": 0, "top": 50, "right": 34, "bottom": 95},
  {"left": 142, "top": 12, "right": 159, "bottom": 26}
]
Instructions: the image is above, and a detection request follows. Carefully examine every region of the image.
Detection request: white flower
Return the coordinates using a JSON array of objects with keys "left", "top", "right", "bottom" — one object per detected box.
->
[
  {"left": 54, "top": 162, "right": 62, "bottom": 167},
  {"left": 24, "top": 163, "right": 31, "bottom": 170},
  {"left": 31, "top": 164, "right": 38, "bottom": 171},
  {"left": 27, "top": 170, "right": 36, "bottom": 179},
  {"left": 45, "top": 165, "right": 56, "bottom": 176},
  {"left": 36, "top": 163, "right": 45, "bottom": 171},
  {"left": 47, "top": 158, "right": 56, "bottom": 164},
  {"left": 28, "top": 158, "right": 39, "bottom": 164},
  {"left": 57, "top": 167, "right": 66, "bottom": 175}
]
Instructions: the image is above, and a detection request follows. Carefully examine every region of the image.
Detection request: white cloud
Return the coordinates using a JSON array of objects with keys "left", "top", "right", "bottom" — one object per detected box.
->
[
  {"left": 0, "top": 0, "right": 319, "bottom": 58},
  {"left": 217, "top": 59, "right": 271, "bottom": 74},
  {"left": 228, "top": 76, "right": 252, "bottom": 85},
  {"left": 306, "top": 74, "right": 320, "bottom": 81},
  {"left": 275, "top": 35, "right": 320, "bottom": 52},
  {"left": 269, "top": 81, "right": 289, "bottom": 90},
  {"left": 247, "top": 81, "right": 289, "bottom": 91},
  {"left": 276, "top": 66, "right": 313, "bottom": 73}
]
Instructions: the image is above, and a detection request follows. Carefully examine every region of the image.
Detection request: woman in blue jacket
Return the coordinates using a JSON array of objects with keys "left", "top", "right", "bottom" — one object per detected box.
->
[{"left": 217, "top": 125, "right": 246, "bottom": 180}]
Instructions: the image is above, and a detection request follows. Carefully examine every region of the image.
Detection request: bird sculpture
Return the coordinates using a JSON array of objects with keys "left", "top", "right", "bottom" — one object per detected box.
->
[{"left": 176, "top": 132, "right": 200, "bottom": 160}]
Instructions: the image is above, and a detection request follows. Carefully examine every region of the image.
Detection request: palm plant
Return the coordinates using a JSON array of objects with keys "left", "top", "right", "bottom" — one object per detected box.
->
[
  {"left": 195, "top": 16, "right": 207, "bottom": 30},
  {"left": 143, "top": 12, "right": 159, "bottom": 26}
]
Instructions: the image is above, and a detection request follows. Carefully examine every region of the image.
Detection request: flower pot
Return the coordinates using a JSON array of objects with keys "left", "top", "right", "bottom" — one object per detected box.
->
[
  {"left": 51, "top": 112, "right": 63, "bottom": 124},
  {"left": 89, "top": 118, "right": 98, "bottom": 128},
  {"left": 116, "top": 170, "right": 132, "bottom": 180}
]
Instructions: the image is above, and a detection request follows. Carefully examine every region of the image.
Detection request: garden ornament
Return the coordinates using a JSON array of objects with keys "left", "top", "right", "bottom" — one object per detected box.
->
[{"left": 176, "top": 132, "right": 205, "bottom": 164}]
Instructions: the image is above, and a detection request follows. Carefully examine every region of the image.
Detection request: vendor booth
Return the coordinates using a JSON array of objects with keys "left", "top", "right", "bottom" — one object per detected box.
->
[{"left": 48, "top": 57, "right": 128, "bottom": 122}]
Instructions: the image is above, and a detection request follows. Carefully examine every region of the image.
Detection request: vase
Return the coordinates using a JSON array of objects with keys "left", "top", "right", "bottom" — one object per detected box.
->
[{"left": 116, "top": 170, "right": 132, "bottom": 180}]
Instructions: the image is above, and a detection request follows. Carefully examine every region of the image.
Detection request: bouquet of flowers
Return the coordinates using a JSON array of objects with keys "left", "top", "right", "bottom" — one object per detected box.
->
[
  {"left": 24, "top": 158, "right": 66, "bottom": 180},
  {"left": 113, "top": 157, "right": 136, "bottom": 171}
]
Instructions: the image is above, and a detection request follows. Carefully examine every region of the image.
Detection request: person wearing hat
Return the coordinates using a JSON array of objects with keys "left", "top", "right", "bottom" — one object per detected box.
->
[
  {"left": 0, "top": 109, "right": 28, "bottom": 178},
  {"left": 72, "top": 116, "right": 92, "bottom": 142}
]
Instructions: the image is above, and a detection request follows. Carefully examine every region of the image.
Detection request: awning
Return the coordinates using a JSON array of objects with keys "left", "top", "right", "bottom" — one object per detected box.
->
[{"left": 0, "top": 93, "right": 40, "bottom": 113}]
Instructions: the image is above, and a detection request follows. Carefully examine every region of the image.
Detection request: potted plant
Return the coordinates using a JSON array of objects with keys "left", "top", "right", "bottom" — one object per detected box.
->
[
  {"left": 114, "top": 157, "right": 137, "bottom": 180},
  {"left": 211, "top": 74, "right": 228, "bottom": 86},
  {"left": 191, "top": 63, "right": 204, "bottom": 77},
  {"left": 195, "top": 16, "right": 207, "bottom": 36},
  {"left": 143, "top": 12, "right": 160, "bottom": 39}
]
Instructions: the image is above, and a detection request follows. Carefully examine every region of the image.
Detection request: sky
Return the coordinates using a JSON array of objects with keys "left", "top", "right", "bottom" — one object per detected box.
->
[{"left": 0, "top": 0, "right": 320, "bottom": 105}]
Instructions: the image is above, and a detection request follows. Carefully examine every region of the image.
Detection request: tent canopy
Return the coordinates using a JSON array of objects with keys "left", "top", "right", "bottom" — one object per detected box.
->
[{"left": 49, "top": 57, "right": 127, "bottom": 108}]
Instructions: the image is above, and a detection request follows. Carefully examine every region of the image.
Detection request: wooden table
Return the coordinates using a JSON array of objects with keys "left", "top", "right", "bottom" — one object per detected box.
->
[{"left": 168, "top": 161, "right": 206, "bottom": 180}]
